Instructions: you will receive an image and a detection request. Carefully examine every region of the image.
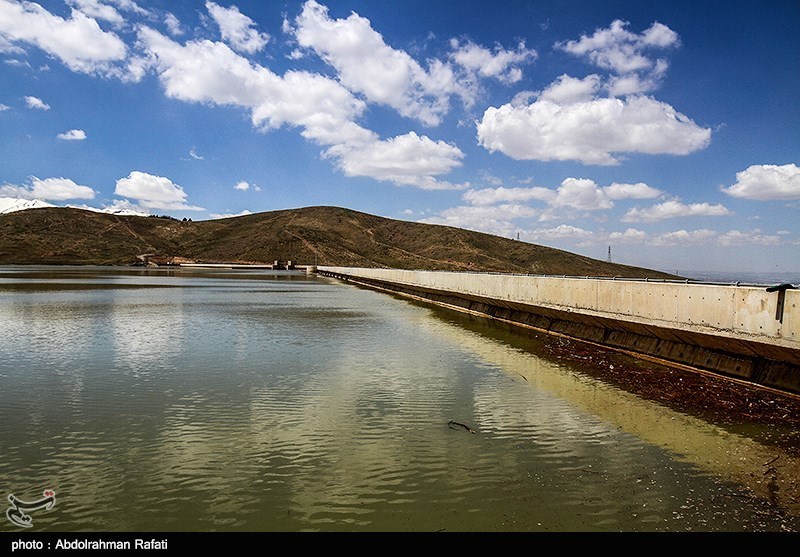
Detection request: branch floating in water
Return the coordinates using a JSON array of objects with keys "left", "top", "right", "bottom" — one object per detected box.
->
[{"left": 448, "top": 420, "right": 476, "bottom": 434}]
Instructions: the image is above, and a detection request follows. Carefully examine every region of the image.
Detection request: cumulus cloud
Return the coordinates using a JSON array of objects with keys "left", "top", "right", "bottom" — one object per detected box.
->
[
  {"left": 551, "top": 177, "right": 613, "bottom": 210},
  {"left": 0, "top": 176, "right": 95, "bottom": 200},
  {"left": 66, "top": 0, "right": 124, "bottom": 26},
  {"left": 537, "top": 74, "right": 602, "bottom": 104},
  {"left": 233, "top": 180, "right": 259, "bottom": 191},
  {"left": 206, "top": 1, "right": 269, "bottom": 54},
  {"left": 138, "top": 26, "right": 464, "bottom": 190},
  {"left": 24, "top": 95, "right": 49, "bottom": 110},
  {"left": 622, "top": 200, "right": 731, "bottom": 222},
  {"left": 722, "top": 163, "right": 800, "bottom": 200},
  {"left": 557, "top": 19, "right": 678, "bottom": 95},
  {"left": 527, "top": 224, "right": 593, "bottom": 242},
  {"left": 57, "top": 128, "right": 86, "bottom": 140},
  {"left": 114, "top": 171, "right": 204, "bottom": 211},
  {"left": 463, "top": 178, "right": 615, "bottom": 211},
  {"left": 477, "top": 20, "right": 705, "bottom": 165},
  {"left": 449, "top": 38, "right": 536, "bottom": 84},
  {"left": 477, "top": 94, "right": 711, "bottom": 165},
  {"left": 105, "top": 0, "right": 149, "bottom": 17},
  {"left": 650, "top": 229, "right": 716, "bottom": 246},
  {"left": 327, "top": 132, "right": 466, "bottom": 190},
  {"left": 717, "top": 230, "right": 781, "bottom": 247},
  {"left": 608, "top": 227, "right": 650, "bottom": 244},
  {"left": 0, "top": 0, "right": 127, "bottom": 75},
  {"left": 290, "top": 0, "right": 472, "bottom": 126},
  {"left": 137, "top": 27, "right": 372, "bottom": 145},
  {"left": 463, "top": 186, "right": 553, "bottom": 206},
  {"left": 604, "top": 182, "right": 663, "bottom": 200},
  {"left": 420, "top": 203, "right": 538, "bottom": 236}
]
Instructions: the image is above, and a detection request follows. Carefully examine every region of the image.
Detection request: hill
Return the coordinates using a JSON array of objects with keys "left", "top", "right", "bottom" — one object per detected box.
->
[{"left": 0, "top": 205, "right": 679, "bottom": 278}]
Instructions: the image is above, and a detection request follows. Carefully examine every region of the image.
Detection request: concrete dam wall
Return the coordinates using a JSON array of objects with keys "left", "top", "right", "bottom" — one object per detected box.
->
[{"left": 317, "top": 266, "right": 800, "bottom": 396}]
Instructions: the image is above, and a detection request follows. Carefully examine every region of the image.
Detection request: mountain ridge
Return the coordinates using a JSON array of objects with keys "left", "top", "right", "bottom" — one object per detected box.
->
[{"left": 0, "top": 205, "right": 680, "bottom": 279}]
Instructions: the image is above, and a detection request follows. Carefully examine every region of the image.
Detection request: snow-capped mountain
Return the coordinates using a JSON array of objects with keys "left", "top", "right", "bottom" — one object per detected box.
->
[
  {"left": 0, "top": 197, "right": 149, "bottom": 217},
  {"left": 68, "top": 204, "right": 149, "bottom": 217},
  {"left": 0, "top": 197, "right": 56, "bottom": 214}
]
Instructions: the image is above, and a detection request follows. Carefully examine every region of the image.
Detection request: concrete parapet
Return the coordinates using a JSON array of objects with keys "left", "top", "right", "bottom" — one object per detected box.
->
[{"left": 318, "top": 266, "right": 800, "bottom": 395}]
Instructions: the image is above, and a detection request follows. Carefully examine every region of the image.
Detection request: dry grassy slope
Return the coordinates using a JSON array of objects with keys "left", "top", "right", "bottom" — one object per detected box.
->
[
  {"left": 0, "top": 207, "right": 191, "bottom": 265},
  {"left": 0, "top": 205, "right": 680, "bottom": 279}
]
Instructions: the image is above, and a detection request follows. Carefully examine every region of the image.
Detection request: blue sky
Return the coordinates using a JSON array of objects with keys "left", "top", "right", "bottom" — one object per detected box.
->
[{"left": 1, "top": 0, "right": 798, "bottom": 277}]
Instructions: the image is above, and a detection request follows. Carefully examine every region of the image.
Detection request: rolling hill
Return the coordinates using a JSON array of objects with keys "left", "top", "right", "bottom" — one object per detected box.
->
[{"left": 0, "top": 205, "right": 679, "bottom": 279}]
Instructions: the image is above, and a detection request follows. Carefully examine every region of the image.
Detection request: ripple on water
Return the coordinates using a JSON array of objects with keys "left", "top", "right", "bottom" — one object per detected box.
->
[{"left": 2, "top": 268, "right": 798, "bottom": 532}]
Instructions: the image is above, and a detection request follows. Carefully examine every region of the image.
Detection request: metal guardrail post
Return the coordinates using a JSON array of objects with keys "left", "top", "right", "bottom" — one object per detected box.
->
[{"left": 766, "top": 283, "right": 796, "bottom": 323}]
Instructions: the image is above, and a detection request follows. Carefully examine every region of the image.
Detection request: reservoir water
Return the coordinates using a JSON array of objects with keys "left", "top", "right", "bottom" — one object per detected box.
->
[{"left": 0, "top": 266, "right": 798, "bottom": 532}]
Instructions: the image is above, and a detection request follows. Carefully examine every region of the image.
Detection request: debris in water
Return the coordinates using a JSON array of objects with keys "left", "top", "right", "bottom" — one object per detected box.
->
[{"left": 448, "top": 420, "right": 476, "bottom": 434}]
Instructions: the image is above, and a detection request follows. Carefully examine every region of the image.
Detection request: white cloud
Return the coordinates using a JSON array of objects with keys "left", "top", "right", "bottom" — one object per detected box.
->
[
  {"left": 604, "top": 182, "right": 663, "bottom": 200},
  {"left": 164, "top": 13, "right": 183, "bottom": 36},
  {"left": 551, "top": 177, "right": 613, "bottom": 210},
  {"left": 0, "top": 0, "right": 127, "bottom": 75},
  {"left": 537, "top": 74, "right": 601, "bottom": 104},
  {"left": 57, "top": 128, "right": 86, "bottom": 140},
  {"left": 233, "top": 180, "right": 258, "bottom": 191},
  {"left": 608, "top": 227, "right": 650, "bottom": 244},
  {"left": 478, "top": 170, "right": 502, "bottom": 186},
  {"left": 0, "top": 33, "right": 24, "bottom": 54},
  {"left": 717, "top": 229, "right": 781, "bottom": 247},
  {"left": 463, "top": 178, "right": 613, "bottom": 210},
  {"left": 0, "top": 176, "right": 95, "bottom": 200},
  {"left": 206, "top": 1, "right": 269, "bottom": 54},
  {"left": 326, "top": 132, "right": 467, "bottom": 190},
  {"left": 114, "top": 171, "right": 204, "bottom": 211},
  {"left": 105, "top": 0, "right": 148, "bottom": 17},
  {"left": 138, "top": 26, "right": 465, "bottom": 190},
  {"left": 650, "top": 229, "right": 716, "bottom": 246},
  {"left": 607, "top": 59, "right": 668, "bottom": 96},
  {"left": 463, "top": 186, "right": 553, "bottom": 206},
  {"left": 66, "top": 0, "right": 124, "bottom": 26},
  {"left": 138, "top": 27, "right": 372, "bottom": 147},
  {"left": 556, "top": 19, "right": 678, "bottom": 95},
  {"left": 527, "top": 224, "right": 593, "bottom": 241},
  {"left": 420, "top": 203, "right": 538, "bottom": 236},
  {"left": 449, "top": 38, "right": 536, "bottom": 84},
  {"left": 722, "top": 163, "right": 800, "bottom": 200},
  {"left": 291, "top": 0, "right": 471, "bottom": 126},
  {"left": 622, "top": 200, "right": 731, "bottom": 222},
  {"left": 0, "top": 103, "right": 10, "bottom": 111},
  {"left": 188, "top": 148, "right": 204, "bottom": 160},
  {"left": 477, "top": 94, "right": 711, "bottom": 165},
  {"left": 251, "top": 70, "right": 375, "bottom": 146},
  {"left": 24, "top": 95, "right": 49, "bottom": 110}
]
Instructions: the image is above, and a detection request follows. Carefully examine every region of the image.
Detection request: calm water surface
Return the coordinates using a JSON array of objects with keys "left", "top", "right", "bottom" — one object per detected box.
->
[{"left": 0, "top": 266, "right": 798, "bottom": 532}]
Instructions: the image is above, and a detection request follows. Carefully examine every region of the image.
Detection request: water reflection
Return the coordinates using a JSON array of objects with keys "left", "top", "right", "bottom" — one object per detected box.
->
[
  {"left": 0, "top": 267, "right": 797, "bottom": 532},
  {"left": 411, "top": 310, "right": 800, "bottom": 519}
]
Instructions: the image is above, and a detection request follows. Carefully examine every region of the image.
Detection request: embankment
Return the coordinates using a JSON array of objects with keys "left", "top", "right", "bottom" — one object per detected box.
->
[{"left": 317, "top": 267, "right": 800, "bottom": 396}]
